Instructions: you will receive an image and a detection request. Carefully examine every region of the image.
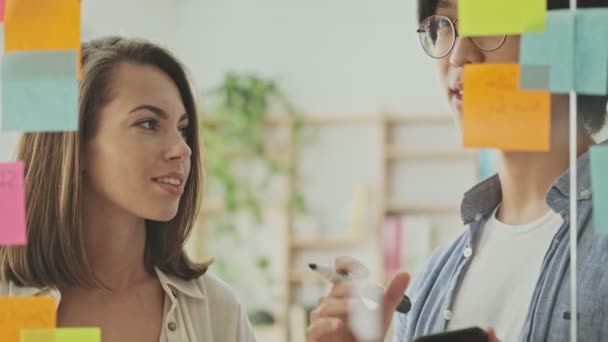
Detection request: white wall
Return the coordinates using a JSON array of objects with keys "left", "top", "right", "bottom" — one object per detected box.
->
[{"left": 169, "top": 0, "right": 450, "bottom": 115}]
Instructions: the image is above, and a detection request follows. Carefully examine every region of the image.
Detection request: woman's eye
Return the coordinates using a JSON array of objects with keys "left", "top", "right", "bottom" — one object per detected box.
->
[
  {"left": 138, "top": 120, "right": 157, "bottom": 130},
  {"left": 179, "top": 127, "right": 188, "bottom": 137}
]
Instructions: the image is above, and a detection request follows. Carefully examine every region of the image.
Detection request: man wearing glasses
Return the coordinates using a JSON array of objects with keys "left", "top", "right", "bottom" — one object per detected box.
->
[{"left": 306, "top": 0, "right": 608, "bottom": 341}]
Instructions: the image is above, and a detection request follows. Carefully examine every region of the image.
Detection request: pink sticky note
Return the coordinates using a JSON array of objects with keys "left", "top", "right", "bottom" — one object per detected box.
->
[
  {"left": 0, "top": 161, "right": 26, "bottom": 245},
  {"left": 0, "top": 0, "right": 5, "bottom": 21}
]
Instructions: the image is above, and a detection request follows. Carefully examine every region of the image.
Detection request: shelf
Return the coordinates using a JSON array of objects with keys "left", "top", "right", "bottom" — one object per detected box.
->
[
  {"left": 200, "top": 199, "right": 287, "bottom": 215},
  {"left": 201, "top": 113, "right": 453, "bottom": 127},
  {"left": 385, "top": 146, "right": 477, "bottom": 161},
  {"left": 290, "top": 237, "right": 360, "bottom": 249},
  {"left": 289, "top": 270, "right": 323, "bottom": 284},
  {"left": 386, "top": 115, "right": 453, "bottom": 124},
  {"left": 386, "top": 201, "right": 460, "bottom": 215}
]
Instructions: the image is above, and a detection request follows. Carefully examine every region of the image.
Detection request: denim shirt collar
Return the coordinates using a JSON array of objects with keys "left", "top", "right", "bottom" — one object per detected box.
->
[{"left": 459, "top": 140, "right": 604, "bottom": 226}]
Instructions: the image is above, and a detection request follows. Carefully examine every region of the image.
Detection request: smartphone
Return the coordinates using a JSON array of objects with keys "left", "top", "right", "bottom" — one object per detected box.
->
[{"left": 413, "top": 327, "right": 489, "bottom": 342}]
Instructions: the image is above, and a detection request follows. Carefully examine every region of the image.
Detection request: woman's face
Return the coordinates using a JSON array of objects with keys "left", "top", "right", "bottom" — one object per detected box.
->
[
  {"left": 84, "top": 62, "right": 192, "bottom": 222},
  {"left": 433, "top": 0, "right": 521, "bottom": 117}
]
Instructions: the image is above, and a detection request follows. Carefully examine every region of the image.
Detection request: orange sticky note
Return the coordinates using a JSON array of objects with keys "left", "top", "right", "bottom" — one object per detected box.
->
[
  {"left": 0, "top": 297, "right": 56, "bottom": 342},
  {"left": 462, "top": 64, "right": 551, "bottom": 151},
  {"left": 4, "top": 0, "right": 81, "bottom": 77}
]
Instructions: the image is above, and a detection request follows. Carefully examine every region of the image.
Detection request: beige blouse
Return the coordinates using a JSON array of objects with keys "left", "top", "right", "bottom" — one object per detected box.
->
[{"left": 0, "top": 268, "right": 257, "bottom": 342}]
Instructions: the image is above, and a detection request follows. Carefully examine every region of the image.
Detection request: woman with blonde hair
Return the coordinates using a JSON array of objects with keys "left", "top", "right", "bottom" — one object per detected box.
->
[{"left": 0, "top": 36, "right": 256, "bottom": 342}]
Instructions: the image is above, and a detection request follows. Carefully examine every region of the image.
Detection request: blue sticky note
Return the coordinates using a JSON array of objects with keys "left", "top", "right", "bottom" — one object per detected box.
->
[
  {"left": 2, "top": 50, "right": 78, "bottom": 132},
  {"left": 575, "top": 9, "right": 608, "bottom": 96},
  {"left": 520, "top": 10, "right": 574, "bottom": 93},
  {"left": 591, "top": 145, "right": 608, "bottom": 233},
  {"left": 520, "top": 65, "right": 550, "bottom": 90},
  {"left": 479, "top": 149, "right": 498, "bottom": 180}
]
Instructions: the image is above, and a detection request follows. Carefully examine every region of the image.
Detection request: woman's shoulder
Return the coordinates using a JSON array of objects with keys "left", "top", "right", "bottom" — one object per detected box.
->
[{"left": 194, "top": 272, "right": 243, "bottom": 308}]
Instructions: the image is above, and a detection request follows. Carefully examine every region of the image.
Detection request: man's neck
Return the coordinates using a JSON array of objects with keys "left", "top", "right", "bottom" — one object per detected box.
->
[
  {"left": 496, "top": 133, "right": 593, "bottom": 225},
  {"left": 80, "top": 192, "right": 150, "bottom": 291}
]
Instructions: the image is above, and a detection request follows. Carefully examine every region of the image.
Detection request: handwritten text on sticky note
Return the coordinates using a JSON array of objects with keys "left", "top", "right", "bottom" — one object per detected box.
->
[
  {"left": 0, "top": 161, "right": 26, "bottom": 245},
  {"left": 0, "top": 297, "right": 56, "bottom": 342},
  {"left": 462, "top": 64, "right": 551, "bottom": 151},
  {"left": 459, "top": 0, "right": 546, "bottom": 36}
]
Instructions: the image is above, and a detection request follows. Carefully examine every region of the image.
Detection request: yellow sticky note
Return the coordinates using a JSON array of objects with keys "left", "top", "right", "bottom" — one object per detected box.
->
[
  {"left": 21, "top": 328, "right": 101, "bottom": 342},
  {"left": 459, "top": 0, "right": 547, "bottom": 36},
  {"left": 463, "top": 64, "right": 551, "bottom": 151},
  {"left": 4, "top": 0, "right": 81, "bottom": 78},
  {"left": 0, "top": 297, "right": 56, "bottom": 342}
]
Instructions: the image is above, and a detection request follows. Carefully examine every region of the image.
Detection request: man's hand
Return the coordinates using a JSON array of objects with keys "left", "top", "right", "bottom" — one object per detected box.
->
[{"left": 306, "top": 256, "right": 410, "bottom": 342}]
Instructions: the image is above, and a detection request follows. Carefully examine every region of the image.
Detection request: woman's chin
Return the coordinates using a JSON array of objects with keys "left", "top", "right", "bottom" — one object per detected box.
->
[{"left": 145, "top": 208, "right": 179, "bottom": 223}]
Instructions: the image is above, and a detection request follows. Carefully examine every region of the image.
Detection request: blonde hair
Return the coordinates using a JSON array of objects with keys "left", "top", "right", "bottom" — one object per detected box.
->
[{"left": 0, "top": 37, "right": 210, "bottom": 288}]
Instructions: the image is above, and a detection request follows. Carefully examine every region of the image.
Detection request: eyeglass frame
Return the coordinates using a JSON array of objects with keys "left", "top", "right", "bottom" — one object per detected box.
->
[{"left": 416, "top": 15, "right": 508, "bottom": 59}]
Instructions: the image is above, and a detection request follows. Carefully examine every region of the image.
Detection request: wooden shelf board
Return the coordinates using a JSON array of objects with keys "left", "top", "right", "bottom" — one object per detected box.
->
[
  {"left": 290, "top": 238, "right": 360, "bottom": 249},
  {"left": 385, "top": 146, "right": 477, "bottom": 160},
  {"left": 386, "top": 201, "right": 460, "bottom": 214},
  {"left": 386, "top": 115, "right": 453, "bottom": 124},
  {"left": 289, "top": 271, "right": 317, "bottom": 284},
  {"left": 201, "top": 199, "right": 287, "bottom": 215}
]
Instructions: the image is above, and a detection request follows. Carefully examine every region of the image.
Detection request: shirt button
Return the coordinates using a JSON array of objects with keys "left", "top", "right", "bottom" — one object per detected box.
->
[
  {"left": 168, "top": 322, "right": 177, "bottom": 331},
  {"left": 463, "top": 247, "right": 473, "bottom": 258},
  {"left": 443, "top": 309, "right": 452, "bottom": 321},
  {"left": 474, "top": 213, "right": 483, "bottom": 221}
]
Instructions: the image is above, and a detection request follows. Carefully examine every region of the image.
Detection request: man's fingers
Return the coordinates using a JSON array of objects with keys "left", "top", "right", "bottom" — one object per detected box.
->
[
  {"left": 381, "top": 272, "right": 411, "bottom": 326},
  {"left": 306, "top": 317, "right": 343, "bottom": 341},
  {"left": 310, "top": 297, "right": 354, "bottom": 322},
  {"left": 329, "top": 282, "right": 354, "bottom": 298},
  {"left": 335, "top": 256, "right": 369, "bottom": 279}
]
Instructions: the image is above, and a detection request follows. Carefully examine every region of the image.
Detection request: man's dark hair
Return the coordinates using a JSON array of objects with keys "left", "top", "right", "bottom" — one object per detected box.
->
[{"left": 417, "top": 0, "right": 608, "bottom": 136}]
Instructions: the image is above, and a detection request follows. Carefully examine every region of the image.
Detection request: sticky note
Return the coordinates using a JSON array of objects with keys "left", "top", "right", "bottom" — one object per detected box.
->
[
  {"left": 0, "top": 297, "right": 56, "bottom": 342},
  {"left": 0, "top": 161, "right": 26, "bottom": 245},
  {"left": 2, "top": 51, "right": 78, "bottom": 132},
  {"left": 520, "top": 65, "right": 551, "bottom": 91},
  {"left": 462, "top": 64, "right": 551, "bottom": 151},
  {"left": 575, "top": 9, "right": 608, "bottom": 96},
  {"left": 520, "top": 10, "right": 574, "bottom": 93},
  {"left": 459, "top": 0, "right": 546, "bottom": 36},
  {"left": 4, "top": 0, "right": 80, "bottom": 52},
  {"left": 591, "top": 145, "right": 608, "bottom": 233},
  {"left": 0, "top": 0, "right": 5, "bottom": 22},
  {"left": 21, "top": 328, "right": 101, "bottom": 342}
]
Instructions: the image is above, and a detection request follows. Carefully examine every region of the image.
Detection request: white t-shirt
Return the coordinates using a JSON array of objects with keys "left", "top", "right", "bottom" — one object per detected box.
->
[{"left": 447, "top": 206, "right": 563, "bottom": 342}]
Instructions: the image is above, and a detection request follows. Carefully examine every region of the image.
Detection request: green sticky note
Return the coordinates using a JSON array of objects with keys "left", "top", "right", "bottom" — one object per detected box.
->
[
  {"left": 1, "top": 50, "right": 78, "bottom": 132},
  {"left": 520, "top": 10, "right": 574, "bottom": 93},
  {"left": 575, "top": 9, "right": 608, "bottom": 96},
  {"left": 21, "top": 328, "right": 101, "bottom": 342},
  {"left": 459, "top": 0, "right": 547, "bottom": 36},
  {"left": 591, "top": 145, "right": 608, "bottom": 233}
]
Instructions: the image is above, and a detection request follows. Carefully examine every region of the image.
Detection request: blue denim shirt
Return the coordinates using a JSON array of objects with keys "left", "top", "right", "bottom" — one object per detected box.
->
[{"left": 393, "top": 142, "right": 608, "bottom": 341}]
